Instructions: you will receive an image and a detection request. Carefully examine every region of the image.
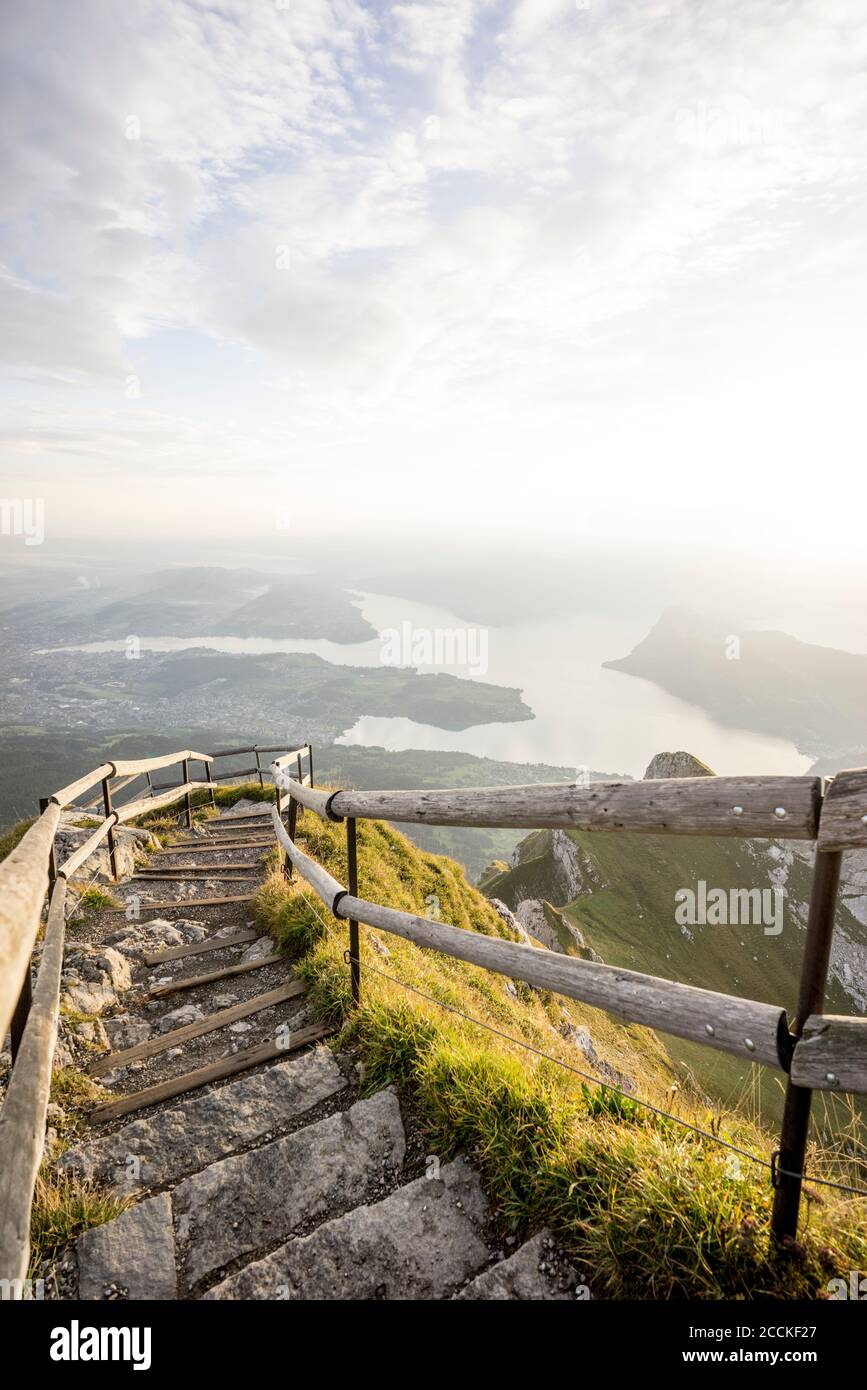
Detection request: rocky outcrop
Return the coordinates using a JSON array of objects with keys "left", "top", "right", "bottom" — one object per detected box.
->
[
  {"left": 643, "top": 751, "right": 715, "bottom": 779},
  {"left": 488, "top": 898, "right": 528, "bottom": 943},
  {"left": 515, "top": 898, "right": 600, "bottom": 960},
  {"left": 60, "top": 945, "right": 133, "bottom": 1016},
  {"left": 57, "top": 814, "right": 157, "bottom": 885},
  {"left": 559, "top": 1020, "right": 632, "bottom": 1090}
]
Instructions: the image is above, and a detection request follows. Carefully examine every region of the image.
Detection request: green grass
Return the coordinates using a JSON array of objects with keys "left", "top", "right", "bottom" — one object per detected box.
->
[
  {"left": 29, "top": 1169, "right": 132, "bottom": 1275},
  {"left": 0, "top": 816, "right": 35, "bottom": 864},
  {"left": 71, "top": 886, "right": 122, "bottom": 914},
  {"left": 253, "top": 806, "right": 867, "bottom": 1300}
]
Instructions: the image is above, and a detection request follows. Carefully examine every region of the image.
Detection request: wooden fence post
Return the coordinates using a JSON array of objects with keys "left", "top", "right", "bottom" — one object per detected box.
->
[
  {"left": 12, "top": 798, "right": 59, "bottom": 1062},
  {"left": 9, "top": 962, "right": 32, "bottom": 1067},
  {"left": 771, "top": 847, "right": 843, "bottom": 1243},
  {"left": 182, "top": 758, "right": 193, "bottom": 829}
]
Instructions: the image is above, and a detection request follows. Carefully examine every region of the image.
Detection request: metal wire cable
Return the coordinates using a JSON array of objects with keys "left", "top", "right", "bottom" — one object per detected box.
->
[
  {"left": 353, "top": 950, "right": 867, "bottom": 1198},
  {"left": 291, "top": 874, "right": 867, "bottom": 1199}
]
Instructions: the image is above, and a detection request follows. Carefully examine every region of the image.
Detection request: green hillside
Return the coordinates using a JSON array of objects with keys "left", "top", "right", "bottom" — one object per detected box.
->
[{"left": 483, "top": 826, "right": 865, "bottom": 1128}]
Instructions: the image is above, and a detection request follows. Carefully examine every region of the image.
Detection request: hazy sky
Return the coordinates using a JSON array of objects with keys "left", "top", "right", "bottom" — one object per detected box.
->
[{"left": 1, "top": 0, "right": 865, "bottom": 548}]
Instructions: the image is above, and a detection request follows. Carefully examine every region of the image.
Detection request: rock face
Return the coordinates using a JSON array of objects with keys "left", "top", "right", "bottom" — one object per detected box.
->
[
  {"left": 488, "top": 898, "right": 528, "bottom": 942},
  {"left": 643, "top": 750, "right": 715, "bottom": 780},
  {"left": 516, "top": 899, "right": 587, "bottom": 956}
]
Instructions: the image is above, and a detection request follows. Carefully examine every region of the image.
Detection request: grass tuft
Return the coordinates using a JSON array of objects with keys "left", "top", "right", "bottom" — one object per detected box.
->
[{"left": 29, "top": 1168, "right": 132, "bottom": 1274}]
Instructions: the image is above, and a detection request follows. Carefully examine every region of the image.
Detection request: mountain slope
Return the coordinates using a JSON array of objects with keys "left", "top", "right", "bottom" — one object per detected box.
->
[{"left": 482, "top": 761, "right": 867, "bottom": 1125}]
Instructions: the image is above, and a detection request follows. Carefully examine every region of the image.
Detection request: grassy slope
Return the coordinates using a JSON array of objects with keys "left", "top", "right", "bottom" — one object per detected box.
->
[
  {"left": 253, "top": 806, "right": 867, "bottom": 1298},
  {"left": 483, "top": 829, "right": 866, "bottom": 1128}
]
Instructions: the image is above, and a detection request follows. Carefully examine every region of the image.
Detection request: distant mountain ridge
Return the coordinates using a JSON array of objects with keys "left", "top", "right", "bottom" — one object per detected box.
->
[{"left": 605, "top": 607, "right": 867, "bottom": 759}]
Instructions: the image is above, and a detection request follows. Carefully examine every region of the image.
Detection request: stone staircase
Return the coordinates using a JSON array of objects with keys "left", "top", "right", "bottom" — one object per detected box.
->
[
  {"left": 52, "top": 801, "right": 582, "bottom": 1301},
  {"left": 63, "top": 1048, "right": 578, "bottom": 1300}
]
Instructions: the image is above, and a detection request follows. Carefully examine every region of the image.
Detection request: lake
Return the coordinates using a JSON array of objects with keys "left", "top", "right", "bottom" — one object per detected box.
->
[{"left": 50, "top": 590, "right": 810, "bottom": 779}]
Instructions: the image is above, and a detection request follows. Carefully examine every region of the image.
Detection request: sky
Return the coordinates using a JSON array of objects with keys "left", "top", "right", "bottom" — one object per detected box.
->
[{"left": 1, "top": 0, "right": 865, "bottom": 551}]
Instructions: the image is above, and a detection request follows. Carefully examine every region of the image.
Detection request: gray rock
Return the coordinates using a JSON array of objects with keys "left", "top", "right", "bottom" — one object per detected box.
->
[
  {"left": 175, "top": 1088, "right": 406, "bottom": 1288},
  {"left": 76, "top": 1194, "right": 176, "bottom": 1300},
  {"left": 59, "top": 1046, "right": 346, "bottom": 1193},
  {"left": 560, "top": 1020, "right": 633, "bottom": 1091},
  {"left": 240, "top": 936, "right": 277, "bottom": 963},
  {"left": 457, "top": 1230, "right": 579, "bottom": 1300},
  {"left": 158, "top": 1005, "right": 204, "bottom": 1033},
  {"left": 61, "top": 946, "right": 133, "bottom": 1015},
  {"left": 73, "top": 1018, "right": 110, "bottom": 1049},
  {"left": 104, "top": 1016, "right": 152, "bottom": 1050},
  {"left": 489, "top": 899, "right": 528, "bottom": 942},
  {"left": 60, "top": 979, "right": 117, "bottom": 1016},
  {"left": 205, "top": 1158, "right": 488, "bottom": 1300}
]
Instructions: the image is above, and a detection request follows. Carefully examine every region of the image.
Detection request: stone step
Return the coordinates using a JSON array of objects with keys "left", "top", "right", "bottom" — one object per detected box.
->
[
  {"left": 455, "top": 1229, "right": 581, "bottom": 1300},
  {"left": 175, "top": 1089, "right": 406, "bottom": 1288},
  {"left": 77, "top": 1194, "right": 177, "bottom": 1301},
  {"left": 59, "top": 1045, "right": 345, "bottom": 1193},
  {"left": 204, "top": 1157, "right": 490, "bottom": 1301}
]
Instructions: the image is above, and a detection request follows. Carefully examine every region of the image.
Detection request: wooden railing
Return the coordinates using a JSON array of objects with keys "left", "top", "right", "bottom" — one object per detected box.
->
[
  {"left": 1, "top": 746, "right": 864, "bottom": 1281},
  {"left": 269, "top": 761, "right": 867, "bottom": 1246},
  {"left": 0, "top": 741, "right": 311, "bottom": 1287}
]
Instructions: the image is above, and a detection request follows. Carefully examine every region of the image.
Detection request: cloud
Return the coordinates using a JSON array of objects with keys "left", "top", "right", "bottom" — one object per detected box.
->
[{"left": 1, "top": 0, "right": 865, "bottom": 543}]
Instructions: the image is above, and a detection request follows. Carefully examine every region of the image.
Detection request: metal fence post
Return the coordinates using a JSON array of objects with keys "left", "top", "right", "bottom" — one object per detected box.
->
[
  {"left": 346, "top": 816, "right": 360, "bottom": 1007},
  {"left": 771, "top": 847, "right": 843, "bottom": 1243},
  {"left": 285, "top": 793, "right": 298, "bottom": 881},
  {"left": 101, "top": 776, "right": 119, "bottom": 879},
  {"left": 254, "top": 746, "right": 264, "bottom": 788},
  {"left": 308, "top": 743, "right": 314, "bottom": 788},
  {"left": 204, "top": 758, "right": 217, "bottom": 810}
]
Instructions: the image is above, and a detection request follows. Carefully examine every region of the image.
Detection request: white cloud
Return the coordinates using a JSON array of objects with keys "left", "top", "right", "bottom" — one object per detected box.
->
[{"left": 1, "top": 0, "right": 865, "bottom": 545}]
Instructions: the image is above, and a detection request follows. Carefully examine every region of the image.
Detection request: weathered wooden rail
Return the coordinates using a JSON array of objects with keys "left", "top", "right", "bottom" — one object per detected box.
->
[
  {"left": 0, "top": 741, "right": 311, "bottom": 1288},
  {"left": 270, "top": 760, "right": 867, "bottom": 1247}
]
